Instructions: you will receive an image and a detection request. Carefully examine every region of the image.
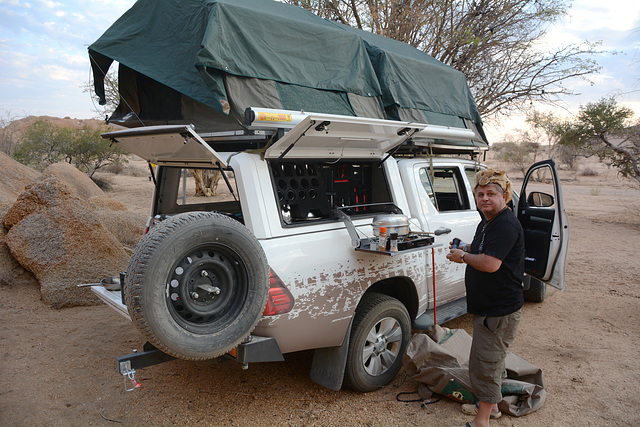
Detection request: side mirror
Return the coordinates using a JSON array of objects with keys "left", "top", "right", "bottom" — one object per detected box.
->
[{"left": 527, "top": 191, "right": 554, "bottom": 207}]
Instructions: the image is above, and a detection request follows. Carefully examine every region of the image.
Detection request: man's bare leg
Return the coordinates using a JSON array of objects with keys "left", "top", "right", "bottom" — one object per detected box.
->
[{"left": 470, "top": 401, "right": 498, "bottom": 427}]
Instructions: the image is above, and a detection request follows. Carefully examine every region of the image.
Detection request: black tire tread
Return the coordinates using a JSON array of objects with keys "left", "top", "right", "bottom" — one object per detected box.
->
[
  {"left": 523, "top": 276, "right": 546, "bottom": 303},
  {"left": 124, "top": 212, "right": 268, "bottom": 360},
  {"left": 344, "top": 292, "right": 410, "bottom": 392}
]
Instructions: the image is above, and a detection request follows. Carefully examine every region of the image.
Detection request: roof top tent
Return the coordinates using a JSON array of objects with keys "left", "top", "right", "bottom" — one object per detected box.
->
[{"left": 89, "top": 0, "right": 488, "bottom": 155}]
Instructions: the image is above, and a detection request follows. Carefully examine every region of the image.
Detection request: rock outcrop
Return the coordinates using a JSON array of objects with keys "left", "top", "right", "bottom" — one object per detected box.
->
[
  {"left": 0, "top": 151, "right": 41, "bottom": 205},
  {"left": 0, "top": 205, "right": 38, "bottom": 287},
  {"left": 43, "top": 163, "right": 146, "bottom": 249},
  {"left": 3, "top": 175, "right": 132, "bottom": 308},
  {"left": 43, "top": 162, "right": 105, "bottom": 200},
  {"left": 0, "top": 152, "right": 41, "bottom": 287}
]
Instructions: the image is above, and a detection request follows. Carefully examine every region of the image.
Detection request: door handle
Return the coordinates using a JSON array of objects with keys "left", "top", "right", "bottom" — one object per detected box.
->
[{"left": 434, "top": 227, "right": 452, "bottom": 236}]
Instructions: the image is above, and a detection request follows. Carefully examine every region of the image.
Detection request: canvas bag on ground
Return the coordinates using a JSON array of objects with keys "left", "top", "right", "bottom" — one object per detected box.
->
[{"left": 403, "top": 325, "right": 546, "bottom": 417}]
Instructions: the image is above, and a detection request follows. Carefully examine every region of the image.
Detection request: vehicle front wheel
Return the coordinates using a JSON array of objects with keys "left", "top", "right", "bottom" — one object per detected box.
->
[{"left": 344, "top": 293, "right": 410, "bottom": 392}]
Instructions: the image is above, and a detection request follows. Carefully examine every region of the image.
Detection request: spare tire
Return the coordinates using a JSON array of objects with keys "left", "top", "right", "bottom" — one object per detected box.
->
[{"left": 124, "top": 212, "right": 269, "bottom": 360}]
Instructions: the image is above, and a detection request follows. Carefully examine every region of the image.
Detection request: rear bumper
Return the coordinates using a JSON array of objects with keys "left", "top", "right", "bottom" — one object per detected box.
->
[
  {"left": 91, "top": 285, "right": 129, "bottom": 320},
  {"left": 92, "top": 287, "right": 284, "bottom": 370}
]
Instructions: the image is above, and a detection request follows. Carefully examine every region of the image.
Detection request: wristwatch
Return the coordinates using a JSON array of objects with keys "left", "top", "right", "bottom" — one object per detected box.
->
[{"left": 460, "top": 252, "right": 466, "bottom": 263}]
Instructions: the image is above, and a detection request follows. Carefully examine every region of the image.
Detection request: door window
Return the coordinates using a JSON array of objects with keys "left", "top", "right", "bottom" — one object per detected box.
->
[
  {"left": 464, "top": 166, "right": 484, "bottom": 190},
  {"left": 420, "top": 167, "right": 470, "bottom": 211},
  {"left": 521, "top": 166, "right": 557, "bottom": 208}
]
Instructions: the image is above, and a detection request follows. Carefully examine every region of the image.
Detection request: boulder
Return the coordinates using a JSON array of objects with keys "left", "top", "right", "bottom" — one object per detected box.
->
[
  {"left": 43, "top": 164, "right": 146, "bottom": 248},
  {"left": 0, "top": 151, "right": 40, "bottom": 204},
  {"left": 0, "top": 205, "right": 38, "bottom": 288},
  {"left": 88, "top": 196, "right": 146, "bottom": 249},
  {"left": 43, "top": 162, "right": 104, "bottom": 200},
  {"left": 0, "top": 154, "right": 41, "bottom": 287},
  {"left": 3, "top": 175, "right": 130, "bottom": 308}
]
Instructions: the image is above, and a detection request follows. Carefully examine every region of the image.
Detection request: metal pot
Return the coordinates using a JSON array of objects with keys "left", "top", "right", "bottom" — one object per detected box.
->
[
  {"left": 101, "top": 276, "right": 121, "bottom": 291},
  {"left": 372, "top": 214, "right": 410, "bottom": 237},
  {"left": 77, "top": 276, "right": 121, "bottom": 291}
]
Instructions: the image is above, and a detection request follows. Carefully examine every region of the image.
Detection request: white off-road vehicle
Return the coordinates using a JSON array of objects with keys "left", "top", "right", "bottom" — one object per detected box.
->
[{"left": 93, "top": 109, "right": 569, "bottom": 391}]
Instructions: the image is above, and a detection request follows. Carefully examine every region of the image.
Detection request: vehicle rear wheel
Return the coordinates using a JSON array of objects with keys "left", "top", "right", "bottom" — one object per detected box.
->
[
  {"left": 124, "top": 212, "right": 269, "bottom": 360},
  {"left": 344, "top": 293, "right": 410, "bottom": 392},
  {"left": 523, "top": 275, "right": 546, "bottom": 303}
]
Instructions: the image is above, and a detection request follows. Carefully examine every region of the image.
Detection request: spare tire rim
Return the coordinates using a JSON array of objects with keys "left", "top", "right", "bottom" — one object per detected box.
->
[
  {"left": 362, "top": 316, "right": 403, "bottom": 376},
  {"left": 166, "top": 243, "right": 248, "bottom": 333}
]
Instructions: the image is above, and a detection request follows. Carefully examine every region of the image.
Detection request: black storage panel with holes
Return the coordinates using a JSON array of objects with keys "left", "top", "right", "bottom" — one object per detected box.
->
[
  {"left": 271, "top": 162, "right": 330, "bottom": 220},
  {"left": 268, "top": 160, "right": 392, "bottom": 224}
]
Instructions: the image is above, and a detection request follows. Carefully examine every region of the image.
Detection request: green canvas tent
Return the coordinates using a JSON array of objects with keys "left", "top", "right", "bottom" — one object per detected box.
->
[{"left": 89, "top": 0, "right": 488, "bottom": 149}]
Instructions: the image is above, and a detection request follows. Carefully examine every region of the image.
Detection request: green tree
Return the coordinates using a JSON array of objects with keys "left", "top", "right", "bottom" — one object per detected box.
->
[
  {"left": 526, "top": 110, "right": 563, "bottom": 158},
  {"left": 63, "top": 125, "right": 127, "bottom": 178},
  {"left": 12, "top": 120, "right": 127, "bottom": 178},
  {"left": 12, "top": 120, "right": 65, "bottom": 170},
  {"left": 286, "top": 0, "right": 602, "bottom": 118},
  {"left": 493, "top": 130, "right": 542, "bottom": 177},
  {"left": 557, "top": 98, "right": 640, "bottom": 185},
  {"left": 0, "top": 110, "right": 22, "bottom": 154}
]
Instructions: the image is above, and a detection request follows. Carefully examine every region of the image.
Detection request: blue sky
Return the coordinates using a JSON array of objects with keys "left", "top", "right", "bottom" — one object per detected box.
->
[{"left": 1, "top": 0, "right": 639, "bottom": 139}]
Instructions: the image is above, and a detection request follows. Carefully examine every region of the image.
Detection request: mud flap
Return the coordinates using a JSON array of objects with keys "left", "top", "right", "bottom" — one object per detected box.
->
[{"left": 309, "top": 318, "right": 353, "bottom": 390}]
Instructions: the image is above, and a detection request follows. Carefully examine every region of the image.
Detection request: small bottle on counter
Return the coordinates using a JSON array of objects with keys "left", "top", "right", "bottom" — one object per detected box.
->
[
  {"left": 389, "top": 233, "right": 398, "bottom": 252},
  {"left": 378, "top": 227, "right": 387, "bottom": 251}
]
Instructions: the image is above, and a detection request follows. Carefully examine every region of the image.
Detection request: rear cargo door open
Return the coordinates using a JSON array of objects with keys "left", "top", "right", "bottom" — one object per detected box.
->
[
  {"left": 518, "top": 159, "right": 569, "bottom": 290},
  {"left": 101, "top": 125, "right": 227, "bottom": 168},
  {"left": 264, "top": 114, "right": 428, "bottom": 160}
]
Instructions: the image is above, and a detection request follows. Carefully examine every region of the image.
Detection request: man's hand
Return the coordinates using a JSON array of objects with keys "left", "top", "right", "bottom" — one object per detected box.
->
[
  {"left": 449, "top": 239, "right": 469, "bottom": 252},
  {"left": 446, "top": 249, "right": 466, "bottom": 263},
  {"left": 447, "top": 248, "right": 503, "bottom": 273}
]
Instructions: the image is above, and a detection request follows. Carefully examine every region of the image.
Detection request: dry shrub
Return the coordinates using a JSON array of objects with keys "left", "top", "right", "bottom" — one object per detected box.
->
[
  {"left": 101, "top": 162, "right": 146, "bottom": 177},
  {"left": 92, "top": 175, "right": 113, "bottom": 191},
  {"left": 581, "top": 167, "right": 599, "bottom": 176},
  {"left": 101, "top": 162, "right": 124, "bottom": 174}
]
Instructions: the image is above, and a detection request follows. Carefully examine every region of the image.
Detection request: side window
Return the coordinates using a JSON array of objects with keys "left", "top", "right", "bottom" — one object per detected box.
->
[
  {"left": 465, "top": 167, "right": 481, "bottom": 190},
  {"left": 418, "top": 168, "right": 437, "bottom": 209},
  {"left": 154, "top": 167, "right": 241, "bottom": 216},
  {"left": 175, "top": 168, "right": 234, "bottom": 205},
  {"left": 521, "top": 164, "right": 557, "bottom": 208},
  {"left": 421, "top": 167, "right": 470, "bottom": 212}
]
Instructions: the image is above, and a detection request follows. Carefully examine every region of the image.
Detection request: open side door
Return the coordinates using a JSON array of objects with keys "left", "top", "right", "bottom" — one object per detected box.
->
[
  {"left": 518, "top": 159, "right": 569, "bottom": 290},
  {"left": 101, "top": 125, "right": 227, "bottom": 168}
]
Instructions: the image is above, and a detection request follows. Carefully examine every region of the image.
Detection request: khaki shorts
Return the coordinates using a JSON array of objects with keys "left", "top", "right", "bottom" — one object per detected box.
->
[{"left": 468, "top": 309, "right": 522, "bottom": 404}]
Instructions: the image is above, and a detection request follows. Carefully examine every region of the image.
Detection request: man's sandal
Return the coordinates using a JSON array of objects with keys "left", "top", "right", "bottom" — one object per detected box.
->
[{"left": 461, "top": 402, "right": 502, "bottom": 419}]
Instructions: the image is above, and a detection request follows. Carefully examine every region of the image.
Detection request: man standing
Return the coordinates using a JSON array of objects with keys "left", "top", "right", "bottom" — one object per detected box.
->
[{"left": 446, "top": 169, "right": 524, "bottom": 427}]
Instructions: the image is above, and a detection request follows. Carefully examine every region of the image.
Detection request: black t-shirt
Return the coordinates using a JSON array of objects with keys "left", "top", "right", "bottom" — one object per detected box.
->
[{"left": 465, "top": 207, "right": 525, "bottom": 316}]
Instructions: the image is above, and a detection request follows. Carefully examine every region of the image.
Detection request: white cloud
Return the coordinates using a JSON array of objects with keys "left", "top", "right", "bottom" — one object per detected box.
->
[
  {"left": 39, "top": 64, "right": 74, "bottom": 81},
  {"left": 61, "top": 53, "right": 88, "bottom": 67},
  {"left": 0, "top": 0, "right": 30, "bottom": 6},
  {"left": 43, "top": 0, "right": 62, "bottom": 8},
  {"left": 567, "top": 0, "right": 639, "bottom": 31}
]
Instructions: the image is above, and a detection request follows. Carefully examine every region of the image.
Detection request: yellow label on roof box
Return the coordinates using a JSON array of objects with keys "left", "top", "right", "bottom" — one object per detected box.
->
[{"left": 258, "top": 112, "right": 293, "bottom": 122}]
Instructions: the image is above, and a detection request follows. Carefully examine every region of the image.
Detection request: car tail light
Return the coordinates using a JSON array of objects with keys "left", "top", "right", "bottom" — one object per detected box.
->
[{"left": 263, "top": 268, "right": 294, "bottom": 316}]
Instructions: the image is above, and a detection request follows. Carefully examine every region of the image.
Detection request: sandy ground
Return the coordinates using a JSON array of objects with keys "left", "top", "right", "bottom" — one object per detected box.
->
[{"left": 1, "top": 158, "right": 639, "bottom": 426}]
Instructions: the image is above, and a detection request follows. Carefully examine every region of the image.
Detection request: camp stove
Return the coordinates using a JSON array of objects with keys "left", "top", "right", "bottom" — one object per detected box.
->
[{"left": 335, "top": 208, "right": 435, "bottom": 255}]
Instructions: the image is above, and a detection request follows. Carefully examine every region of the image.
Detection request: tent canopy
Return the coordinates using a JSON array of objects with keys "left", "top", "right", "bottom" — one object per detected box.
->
[{"left": 89, "top": 0, "right": 488, "bottom": 148}]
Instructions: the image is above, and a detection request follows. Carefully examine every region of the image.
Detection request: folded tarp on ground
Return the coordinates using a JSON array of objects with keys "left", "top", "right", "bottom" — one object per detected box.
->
[{"left": 404, "top": 325, "right": 545, "bottom": 417}]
